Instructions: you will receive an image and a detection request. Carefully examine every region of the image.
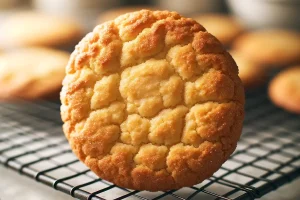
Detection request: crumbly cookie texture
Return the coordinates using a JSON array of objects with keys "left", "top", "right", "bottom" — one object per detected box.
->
[
  {"left": 61, "top": 10, "right": 245, "bottom": 191},
  {"left": 269, "top": 66, "right": 300, "bottom": 114}
]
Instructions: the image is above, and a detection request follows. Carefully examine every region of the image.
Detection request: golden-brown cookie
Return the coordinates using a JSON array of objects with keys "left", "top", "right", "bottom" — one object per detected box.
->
[
  {"left": 194, "top": 14, "right": 244, "bottom": 45},
  {"left": 0, "top": 12, "right": 83, "bottom": 49},
  {"left": 97, "top": 6, "right": 158, "bottom": 24},
  {"left": 269, "top": 66, "right": 300, "bottom": 113},
  {"left": 230, "top": 50, "right": 266, "bottom": 88},
  {"left": 0, "top": 47, "right": 69, "bottom": 100},
  {"left": 233, "top": 30, "right": 300, "bottom": 66},
  {"left": 61, "top": 10, "right": 245, "bottom": 191}
]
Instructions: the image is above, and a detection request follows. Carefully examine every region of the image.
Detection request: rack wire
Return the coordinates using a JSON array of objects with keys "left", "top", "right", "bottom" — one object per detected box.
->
[{"left": 0, "top": 88, "right": 299, "bottom": 200}]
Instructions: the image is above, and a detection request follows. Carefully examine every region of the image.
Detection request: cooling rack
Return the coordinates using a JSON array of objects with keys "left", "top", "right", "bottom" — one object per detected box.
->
[{"left": 0, "top": 88, "right": 299, "bottom": 200}]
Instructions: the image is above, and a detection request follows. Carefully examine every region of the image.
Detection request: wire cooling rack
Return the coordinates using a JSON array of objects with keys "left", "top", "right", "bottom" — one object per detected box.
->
[{"left": 0, "top": 88, "right": 299, "bottom": 200}]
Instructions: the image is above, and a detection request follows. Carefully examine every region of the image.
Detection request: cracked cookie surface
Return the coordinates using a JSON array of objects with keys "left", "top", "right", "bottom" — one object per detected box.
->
[{"left": 61, "top": 10, "right": 245, "bottom": 191}]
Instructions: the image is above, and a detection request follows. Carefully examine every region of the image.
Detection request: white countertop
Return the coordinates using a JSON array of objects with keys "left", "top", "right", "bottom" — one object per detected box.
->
[{"left": 0, "top": 165, "right": 73, "bottom": 200}]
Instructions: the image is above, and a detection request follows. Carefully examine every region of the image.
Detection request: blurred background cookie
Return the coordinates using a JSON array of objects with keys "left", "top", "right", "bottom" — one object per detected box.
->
[
  {"left": 269, "top": 66, "right": 300, "bottom": 114},
  {"left": 194, "top": 14, "right": 244, "bottom": 46},
  {"left": 0, "top": 47, "right": 69, "bottom": 100},
  {"left": 0, "top": 12, "right": 83, "bottom": 49},
  {"left": 97, "top": 6, "right": 158, "bottom": 24},
  {"left": 230, "top": 50, "right": 266, "bottom": 89},
  {"left": 233, "top": 30, "right": 300, "bottom": 67}
]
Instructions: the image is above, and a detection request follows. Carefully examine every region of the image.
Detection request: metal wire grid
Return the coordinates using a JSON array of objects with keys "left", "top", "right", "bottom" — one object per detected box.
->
[{"left": 0, "top": 90, "right": 299, "bottom": 200}]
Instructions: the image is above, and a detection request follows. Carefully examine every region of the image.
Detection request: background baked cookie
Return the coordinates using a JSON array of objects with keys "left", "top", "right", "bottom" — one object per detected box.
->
[
  {"left": 97, "top": 6, "right": 158, "bottom": 24},
  {"left": 0, "top": 12, "right": 83, "bottom": 49},
  {"left": 194, "top": 14, "right": 244, "bottom": 46},
  {"left": 0, "top": 47, "right": 69, "bottom": 100},
  {"left": 233, "top": 30, "right": 300, "bottom": 66},
  {"left": 230, "top": 50, "right": 266, "bottom": 88},
  {"left": 61, "top": 10, "right": 245, "bottom": 191},
  {"left": 269, "top": 66, "right": 300, "bottom": 113}
]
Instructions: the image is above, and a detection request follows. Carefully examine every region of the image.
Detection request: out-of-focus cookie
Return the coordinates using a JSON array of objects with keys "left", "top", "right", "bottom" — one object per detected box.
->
[
  {"left": 0, "top": 47, "right": 69, "bottom": 100},
  {"left": 230, "top": 50, "right": 266, "bottom": 88},
  {"left": 233, "top": 30, "right": 300, "bottom": 66},
  {"left": 194, "top": 14, "right": 244, "bottom": 45},
  {"left": 61, "top": 10, "right": 245, "bottom": 191},
  {"left": 0, "top": 12, "right": 83, "bottom": 49},
  {"left": 97, "top": 6, "right": 158, "bottom": 24},
  {"left": 269, "top": 66, "right": 300, "bottom": 113}
]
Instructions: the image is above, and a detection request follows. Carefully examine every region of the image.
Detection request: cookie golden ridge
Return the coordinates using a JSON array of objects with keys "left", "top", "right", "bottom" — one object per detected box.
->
[
  {"left": 269, "top": 66, "right": 300, "bottom": 114},
  {"left": 61, "top": 10, "right": 245, "bottom": 191}
]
